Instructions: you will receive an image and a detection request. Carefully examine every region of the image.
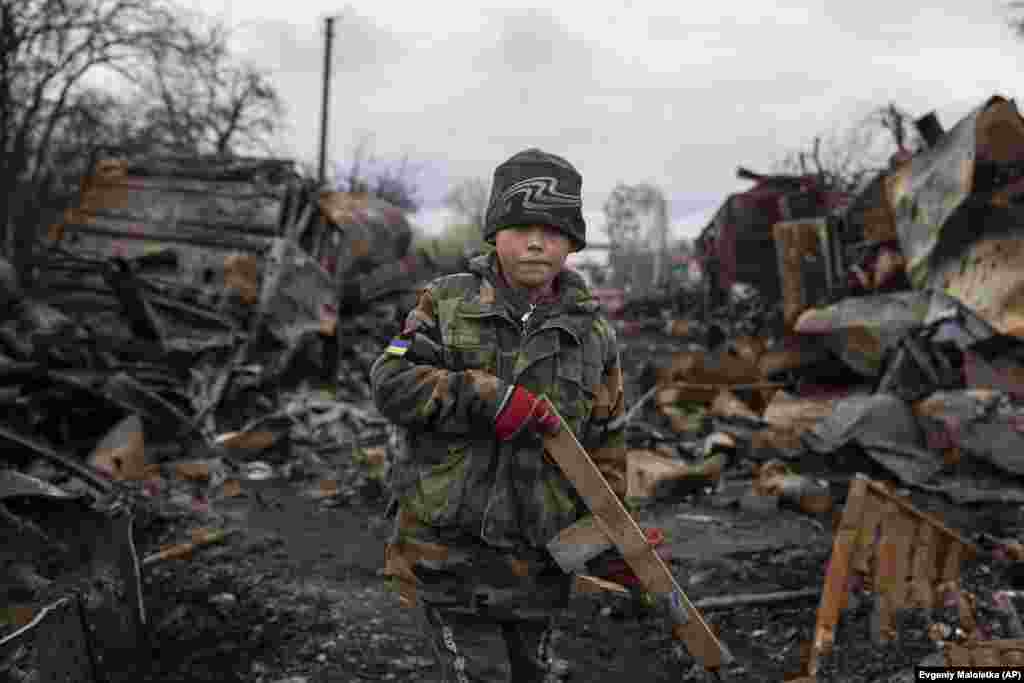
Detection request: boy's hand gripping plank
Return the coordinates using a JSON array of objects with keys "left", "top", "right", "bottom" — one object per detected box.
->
[{"left": 542, "top": 409, "right": 734, "bottom": 676}]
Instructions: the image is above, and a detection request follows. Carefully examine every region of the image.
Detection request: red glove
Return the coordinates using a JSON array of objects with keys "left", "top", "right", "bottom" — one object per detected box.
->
[
  {"left": 595, "top": 527, "right": 668, "bottom": 588},
  {"left": 494, "top": 386, "right": 562, "bottom": 441}
]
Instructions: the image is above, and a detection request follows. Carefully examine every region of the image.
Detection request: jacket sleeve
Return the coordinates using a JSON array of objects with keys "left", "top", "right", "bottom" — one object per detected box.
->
[
  {"left": 581, "top": 319, "right": 628, "bottom": 500},
  {"left": 370, "top": 285, "right": 512, "bottom": 435}
]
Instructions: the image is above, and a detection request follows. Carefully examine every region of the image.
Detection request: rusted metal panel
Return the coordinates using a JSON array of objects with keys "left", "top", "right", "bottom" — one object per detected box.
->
[
  {"left": 774, "top": 218, "right": 831, "bottom": 332},
  {"left": 839, "top": 172, "right": 898, "bottom": 245},
  {"left": 930, "top": 222, "right": 1024, "bottom": 338},
  {"left": 696, "top": 172, "right": 845, "bottom": 302},
  {"left": 57, "top": 156, "right": 296, "bottom": 239},
  {"left": 887, "top": 109, "right": 976, "bottom": 286},
  {"left": 887, "top": 95, "right": 1024, "bottom": 337},
  {"left": 49, "top": 154, "right": 416, "bottom": 321},
  {"left": 42, "top": 154, "right": 419, "bottom": 361},
  {"left": 47, "top": 154, "right": 304, "bottom": 305}
]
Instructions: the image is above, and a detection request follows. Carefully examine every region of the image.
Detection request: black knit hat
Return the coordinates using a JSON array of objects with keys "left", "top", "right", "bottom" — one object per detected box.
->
[{"left": 483, "top": 148, "right": 586, "bottom": 251}]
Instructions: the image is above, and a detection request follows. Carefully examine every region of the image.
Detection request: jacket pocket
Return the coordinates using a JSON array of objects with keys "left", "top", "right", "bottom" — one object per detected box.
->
[
  {"left": 449, "top": 345, "right": 497, "bottom": 373},
  {"left": 553, "top": 356, "right": 597, "bottom": 436},
  {"left": 406, "top": 442, "right": 469, "bottom": 527},
  {"left": 447, "top": 309, "right": 499, "bottom": 372},
  {"left": 532, "top": 472, "right": 580, "bottom": 545}
]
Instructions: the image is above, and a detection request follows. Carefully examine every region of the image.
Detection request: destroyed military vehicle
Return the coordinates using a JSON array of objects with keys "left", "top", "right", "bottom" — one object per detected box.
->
[
  {"left": 695, "top": 168, "right": 848, "bottom": 314},
  {"left": 42, "top": 149, "right": 414, "bottom": 330},
  {"left": 35, "top": 150, "right": 417, "bottom": 389}
]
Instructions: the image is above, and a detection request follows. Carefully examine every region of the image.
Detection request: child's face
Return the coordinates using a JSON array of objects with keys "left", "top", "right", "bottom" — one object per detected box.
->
[{"left": 494, "top": 224, "right": 572, "bottom": 291}]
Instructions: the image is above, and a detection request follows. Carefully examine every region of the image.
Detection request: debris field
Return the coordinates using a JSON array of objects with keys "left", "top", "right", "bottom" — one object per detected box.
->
[{"left": 6, "top": 95, "right": 1024, "bottom": 682}]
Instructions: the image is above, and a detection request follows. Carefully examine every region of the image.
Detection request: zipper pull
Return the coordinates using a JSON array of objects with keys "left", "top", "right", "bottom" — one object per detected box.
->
[{"left": 520, "top": 304, "right": 536, "bottom": 328}]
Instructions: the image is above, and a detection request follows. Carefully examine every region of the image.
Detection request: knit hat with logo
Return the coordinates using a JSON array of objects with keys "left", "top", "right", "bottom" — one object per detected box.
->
[{"left": 483, "top": 148, "right": 586, "bottom": 251}]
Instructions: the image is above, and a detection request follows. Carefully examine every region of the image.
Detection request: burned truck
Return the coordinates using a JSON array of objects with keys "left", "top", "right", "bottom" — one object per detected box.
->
[
  {"left": 42, "top": 150, "right": 414, "bottom": 322},
  {"left": 695, "top": 168, "right": 848, "bottom": 313},
  {"left": 30, "top": 150, "right": 416, "bottom": 440},
  {"left": 0, "top": 152, "right": 421, "bottom": 681}
]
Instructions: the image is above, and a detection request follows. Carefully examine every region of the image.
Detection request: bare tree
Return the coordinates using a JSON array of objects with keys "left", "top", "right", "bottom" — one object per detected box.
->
[
  {"left": 443, "top": 178, "right": 489, "bottom": 233},
  {"left": 1008, "top": 2, "right": 1024, "bottom": 34},
  {"left": 333, "top": 133, "right": 422, "bottom": 212},
  {"left": 0, "top": 0, "right": 188, "bottom": 261},
  {"left": 870, "top": 102, "right": 914, "bottom": 154},
  {"left": 374, "top": 154, "right": 421, "bottom": 212},
  {"left": 603, "top": 182, "right": 643, "bottom": 250},
  {"left": 30, "top": 87, "right": 142, "bottom": 216},
  {"left": 336, "top": 133, "right": 372, "bottom": 194},
  {"left": 134, "top": 19, "right": 284, "bottom": 156},
  {"left": 776, "top": 102, "right": 924, "bottom": 194},
  {"left": 603, "top": 182, "right": 666, "bottom": 251},
  {"left": 0, "top": 0, "right": 285, "bottom": 278},
  {"left": 603, "top": 182, "right": 669, "bottom": 288}
]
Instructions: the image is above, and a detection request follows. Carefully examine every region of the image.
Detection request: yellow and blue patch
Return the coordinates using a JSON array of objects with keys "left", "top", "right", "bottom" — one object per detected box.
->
[{"left": 385, "top": 338, "right": 411, "bottom": 356}]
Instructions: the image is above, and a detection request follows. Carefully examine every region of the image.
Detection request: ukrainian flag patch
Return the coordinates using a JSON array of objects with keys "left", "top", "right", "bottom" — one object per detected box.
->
[{"left": 385, "top": 338, "right": 411, "bottom": 356}]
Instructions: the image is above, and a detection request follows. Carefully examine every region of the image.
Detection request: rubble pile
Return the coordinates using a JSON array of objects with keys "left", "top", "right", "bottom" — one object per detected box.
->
[
  {"left": 7, "top": 97, "right": 1024, "bottom": 682},
  {"left": 618, "top": 95, "right": 1024, "bottom": 506},
  {"left": 610, "top": 95, "right": 1024, "bottom": 679},
  {"left": 3, "top": 155, "right": 418, "bottom": 498},
  {"left": 0, "top": 154, "right": 421, "bottom": 681}
]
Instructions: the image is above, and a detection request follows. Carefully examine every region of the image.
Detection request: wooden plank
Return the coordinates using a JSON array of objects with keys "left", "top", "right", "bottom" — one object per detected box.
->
[
  {"left": 841, "top": 477, "right": 871, "bottom": 531},
  {"left": 941, "top": 542, "right": 964, "bottom": 583},
  {"left": 959, "top": 591, "right": 980, "bottom": 640},
  {"left": 909, "top": 523, "right": 936, "bottom": 609},
  {"left": 814, "top": 528, "right": 856, "bottom": 654},
  {"left": 835, "top": 479, "right": 873, "bottom": 612},
  {"left": 874, "top": 500, "right": 903, "bottom": 642},
  {"left": 946, "top": 643, "right": 971, "bottom": 667},
  {"left": 808, "top": 478, "right": 872, "bottom": 665},
  {"left": 850, "top": 489, "right": 883, "bottom": 577},
  {"left": 543, "top": 419, "right": 732, "bottom": 672},
  {"left": 774, "top": 219, "right": 828, "bottom": 332},
  {"left": 972, "top": 644, "right": 1000, "bottom": 667},
  {"left": 574, "top": 574, "right": 631, "bottom": 596},
  {"left": 625, "top": 450, "right": 693, "bottom": 501},
  {"left": 931, "top": 534, "right": 951, "bottom": 592},
  {"left": 865, "top": 479, "right": 976, "bottom": 554},
  {"left": 887, "top": 504, "right": 915, "bottom": 612}
]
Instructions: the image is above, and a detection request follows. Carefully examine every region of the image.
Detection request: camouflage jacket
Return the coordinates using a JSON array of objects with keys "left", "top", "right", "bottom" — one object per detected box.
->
[{"left": 371, "top": 254, "right": 626, "bottom": 595}]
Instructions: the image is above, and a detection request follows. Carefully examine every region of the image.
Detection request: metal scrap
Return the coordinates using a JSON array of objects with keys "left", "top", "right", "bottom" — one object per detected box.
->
[
  {"left": 0, "top": 149, "right": 427, "bottom": 682},
  {"left": 0, "top": 486, "right": 145, "bottom": 683}
]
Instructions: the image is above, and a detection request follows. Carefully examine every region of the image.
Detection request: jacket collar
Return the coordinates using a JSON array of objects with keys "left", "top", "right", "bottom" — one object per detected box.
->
[{"left": 465, "top": 253, "right": 599, "bottom": 320}]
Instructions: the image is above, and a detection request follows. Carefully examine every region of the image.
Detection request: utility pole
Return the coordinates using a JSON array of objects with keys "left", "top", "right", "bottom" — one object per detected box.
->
[{"left": 317, "top": 16, "right": 336, "bottom": 186}]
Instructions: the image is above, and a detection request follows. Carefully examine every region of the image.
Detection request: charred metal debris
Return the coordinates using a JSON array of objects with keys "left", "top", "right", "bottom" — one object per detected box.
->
[
  {"left": 7, "top": 94, "right": 1024, "bottom": 680},
  {"left": 611, "top": 95, "right": 1024, "bottom": 678},
  {"left": 1, "top": 151, "right": 422, "bottom": 681}
]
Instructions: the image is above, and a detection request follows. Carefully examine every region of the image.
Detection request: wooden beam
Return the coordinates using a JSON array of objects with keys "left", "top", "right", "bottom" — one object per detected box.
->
[{"left": 544, "top": 414, "right": 733, "bottom": 673}]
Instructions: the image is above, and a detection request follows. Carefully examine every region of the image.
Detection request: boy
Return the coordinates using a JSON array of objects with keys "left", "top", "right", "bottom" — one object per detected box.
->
[{"left": 371, "top": 148, "right": 627, "bottom": 682}]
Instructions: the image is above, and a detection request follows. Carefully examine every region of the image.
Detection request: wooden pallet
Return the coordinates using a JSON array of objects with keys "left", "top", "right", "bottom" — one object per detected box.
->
[
  {"left": 945, "top": 638, "right": 1024, "bottom": 667},
  {"left": 796, "top": 474, "right": 978, "bottom": 680}
]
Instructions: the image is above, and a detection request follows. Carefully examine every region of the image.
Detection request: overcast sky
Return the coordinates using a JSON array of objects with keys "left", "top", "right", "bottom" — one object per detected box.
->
[{"left": 183, "top": 0, "right": 1024, "bottom": 246}]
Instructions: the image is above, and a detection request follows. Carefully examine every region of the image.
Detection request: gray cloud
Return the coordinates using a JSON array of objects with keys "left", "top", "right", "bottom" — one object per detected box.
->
[
  {"left": 232, "top": 10, "right": 407, "bottom": 76},
  {"left": 218, "top": 0, "right": 1024, "bottom": 238}
]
